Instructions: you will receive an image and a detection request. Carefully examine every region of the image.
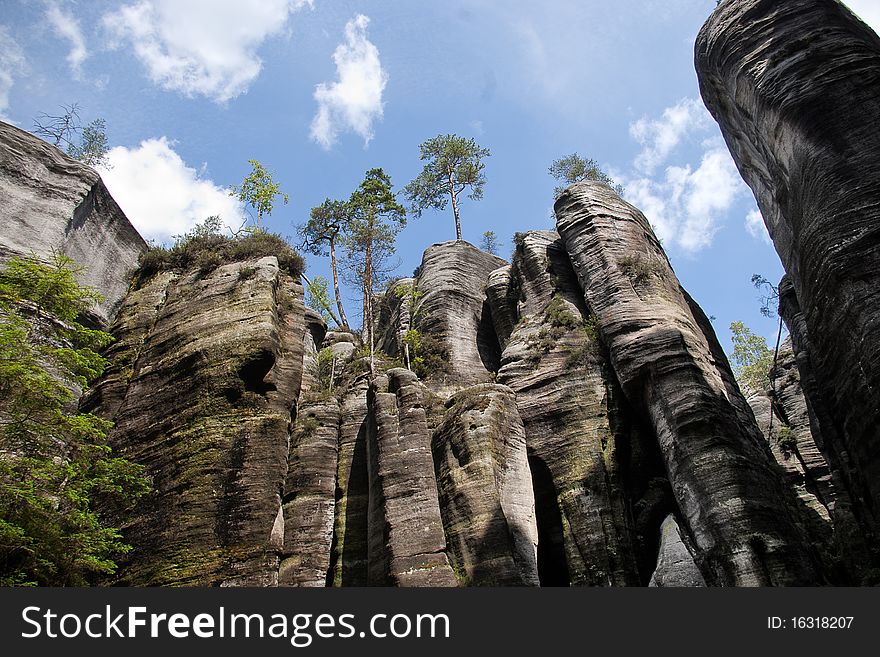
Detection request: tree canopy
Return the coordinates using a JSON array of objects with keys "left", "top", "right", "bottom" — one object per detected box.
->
[
  {"left": 403, "top": 134, "right": 490, "bottom": 241},
  {"left": 299, "top": 198, "right": 353, "bottom": 328},
  {"left": 0, "top": 252, "right": 149, "bottom": 586},
  {"left": 345, "top": 168, "right": 406, "bottom": 357},
  {"left": 728, "top": 320, "right": 772, "bottom": 392},
  {"left": 229, "top": 159, "right": 289, "bottom": 228},
  {"left": 549, "top": 153, "right": 624, "bottom": 197}
]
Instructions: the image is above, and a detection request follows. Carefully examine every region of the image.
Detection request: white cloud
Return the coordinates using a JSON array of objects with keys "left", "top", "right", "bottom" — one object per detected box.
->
[
  {"left": 45, "top": 3, "right": 87, "bottom": 77},
  {"left": 624, "top": 139, "right": 746, "bottom": 252},
  {"left": 98, "top": 137, "right": 245, "bottom": 243},
  {"left": 842, "top": 0, "right": 880, "bottom": 35},
  {"left": 629, "top": 97, "right": 711, "bottom": 175},
  {"left": 102, "top": 0, "right": 312, "bottom": 103},
  {"left": 745, "top": 207, "right": 772, "bottom": 244},
  {"left": 310, "top": 15, "right": 387, "bottom": 149},
  {"left": 0, "top": 26, "right": 26, "bottom": 120}
]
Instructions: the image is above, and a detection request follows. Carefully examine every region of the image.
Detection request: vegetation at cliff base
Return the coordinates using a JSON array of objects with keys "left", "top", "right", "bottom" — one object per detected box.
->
[{"left": 0, "top": 253, "right": 149, "bottom": 586}]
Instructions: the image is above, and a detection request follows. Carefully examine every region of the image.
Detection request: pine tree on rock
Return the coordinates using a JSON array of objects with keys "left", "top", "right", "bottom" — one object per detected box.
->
[
  {"left": 345, "top": 168, "right": 406, "bottom": 358},
  {"left": 404, "top": 134, "right": 490, "bottom": 241}
]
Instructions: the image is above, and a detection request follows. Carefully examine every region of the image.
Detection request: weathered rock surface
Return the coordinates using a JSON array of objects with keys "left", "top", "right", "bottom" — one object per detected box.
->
[
  {"left": 696, "top": 0, "right": 880, "bottom": 552},
  {"left": 366, "top": 369, "right": 458, "bottom": 586},
  {"left": 492, "top": 230, "right": 655, "bottom": 586},
  {"left": 83, "top": 257, "right": 304, "bottom": 586},
  {"left": 556, "top": 181, "right": 818, "bottom": 585},
  {"left": 412, "top": 241, "right": 506, "bottom": 389},
  {"left": 329, "top": 368, "right": 371, "bottom": 586},
  {"left": 648, "top": 515, "right": 705, "bottom": 588},
  {"left": 432, "top": 384, "right": 539, "bottom": 586},
  {"left": 279, "top": 310, "right": 339, "bottom": 587},
  {"left": 0, "top": 120, "right": 146, "bottom": 324}
]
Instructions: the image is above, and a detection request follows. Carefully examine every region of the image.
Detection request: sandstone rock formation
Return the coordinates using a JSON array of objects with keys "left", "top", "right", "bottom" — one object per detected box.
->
[
  {"left": 82, "top": 257, "right": 304, "bottom": 586},
  {"left": 366, "top": 369, "right": 458, "bottom": 586},
  {"left": 411, "top": 241, "right": 506, "bottom": 389},
  {"left": 696, "top": 0, "right": 880, "bottom": 557},
  {"left": 648, "top": 515, "right": 705, "bottom": 587},
  {"left": 432, "top": 384, "right": 539, "bottom": 586},
  {"left": 0, "top": 120, "right": 146, "bottom": 325},
  {"left": 490, "top": 230, "right": 657, "bottom": 586},
  {"left": 556, "top": 181, "right": 818, "bottom": 585}
]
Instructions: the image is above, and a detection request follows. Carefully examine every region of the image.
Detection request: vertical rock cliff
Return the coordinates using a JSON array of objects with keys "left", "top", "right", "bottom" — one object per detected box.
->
[
  {"left": 0, "top": 120, "right": 146, "bottom": 325},
  {"left": 83, "top": 257, "right": 305, "bottom": 586},
  {"left": 556, "top": 181, "right": 818, "bottom": 585},
  {"left": 695, "top": 0, "right": 880, "bottom": 556}
]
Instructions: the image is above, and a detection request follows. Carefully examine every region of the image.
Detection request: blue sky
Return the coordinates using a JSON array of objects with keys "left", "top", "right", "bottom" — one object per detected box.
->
[{"left": 1, "top": 0, "right": 877, "bottom": 351}]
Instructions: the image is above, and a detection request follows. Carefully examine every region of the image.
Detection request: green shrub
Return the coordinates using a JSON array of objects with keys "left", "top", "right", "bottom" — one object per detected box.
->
[
  {"left": 776, "top": 425, "right": 798, "bottom": 454},
  {"left": 618, "top": 254, "right": 662, "bottom": 286},
  {"left": 136, "top": 218, "right": 304, "bottom": 284}
]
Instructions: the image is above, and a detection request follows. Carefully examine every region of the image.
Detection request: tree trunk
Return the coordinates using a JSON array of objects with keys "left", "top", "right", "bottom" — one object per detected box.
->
[
  {"left": 363, "top": 213, "right": 374, "bottom": 354},
  {"left": 329, "top": 239, "right": 349, "bottom": 329},
  {"left": 446, "top": 166, "right": 462, "bottom": 241}
]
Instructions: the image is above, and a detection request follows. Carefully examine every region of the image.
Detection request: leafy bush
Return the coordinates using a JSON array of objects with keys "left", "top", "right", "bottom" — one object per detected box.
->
[
  {"left": 729, "top": 321, "right": 772, "bottom": 392},
  {"left": 776, "top": 425, "right": 798, "bottom": 454},
  {"left": 403, "top": 328, "right": 449, "bottom": 379},
  {"left": 0, "top": 252, "right": 150, "bottom": 586},
  {"left": 136, "top": 217, "right": 305, "bottom": 284},
  {"left": 618, "top": 254, "right": 662, "bottom": 286}
]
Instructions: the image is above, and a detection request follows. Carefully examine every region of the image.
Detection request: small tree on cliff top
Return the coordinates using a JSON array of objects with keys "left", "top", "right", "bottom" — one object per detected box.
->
[
  {"left": 299, "top": 199, "right": 352, "bottom": 329},
  {"left": 229, "top": 159, "right": 289, "bottom": 229},
  {"left": 345, "top": 168, "right": 406, "bottom": 362},
  {"left": 549, "top": 153, "right": 624, "bottom": 198},
  {"left": 403, "top": 134, "right": 490, "bottom": 241}
]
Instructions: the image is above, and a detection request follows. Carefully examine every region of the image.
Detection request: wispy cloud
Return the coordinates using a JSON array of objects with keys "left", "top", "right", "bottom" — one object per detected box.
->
[
  {"left": 745, "top": 207, "right": 772, "bottom": 245},
  {"left": 102, "top": 0, "right": 312, "bottom": 103},
  {"left": 310, "top": 15, "right": 387, "bottom": 150},
  {"left": 621, "top": 98, "right": 748, "bottom": 252},
  {"left": 0, "top": 26, "right": 26, "bottom": 120},
  {"left": 629, "top": 97, "right": 710, "bottom": 175},
  {"left": 45, "top": 3, "right": 87, "bottom": 77},
  {"left": 98, "top": 137, "right": 245, "bottom": 243}
]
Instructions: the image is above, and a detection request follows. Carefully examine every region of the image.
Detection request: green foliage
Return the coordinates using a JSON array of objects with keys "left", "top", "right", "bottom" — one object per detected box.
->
[
  {"left": 299, "top": 199, "right": 350, "bottom": 257},
  {"left": 136, "top": 216, "right": 305, "bottom": 283},
  {"left": 403, "top": 329, "right": 449, "bottom": 379},
  {"left": 480, "top": 230, "right": 500, "bottom": 255},
  {"left": 344, "top": 168, "right": 407, "bottom": 344},
  {"left": 316, "top": 347, "right": 336, "bottom": 390},
  {"left": 229, "top": 159, "right": 289, "bottom": 227},
  {"left": 545, "top": 296, "right": 580, "bottom": 330},
  {"left": 729, "top": 320, "right": 773, "bottom": 392},
  {"left": 549, "top": 153, "right": 624, "bottom": 197},
  {"left": 403, "top": 134, "right": 490, "bottom": 240},
  {"left": 618, "top": 254, "right": 662, "bottom": 286},
  {"left": 565, "top": 314, "right": 601, "bottom": 370},
  {"left": 0, "top": 254, "right": 149, "bottom": 586},
  {"left": 306, "top": 276, "right": 336, "bottom": 325},
  {"left": 68, "top": 118, "right": 110, "bottom": 168},
  {"left": 526, "top": 296, "right": 580, "bottom": 359},
  {"left": 776, "top": 425, "right": 797, "bottom": 455}
]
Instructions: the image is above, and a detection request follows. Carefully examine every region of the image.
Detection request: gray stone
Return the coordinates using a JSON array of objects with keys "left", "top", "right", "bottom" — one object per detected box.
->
[
  {"left": 555, "top": 181, "right": 818, "bottom": 585},
  {"left": 696, "top": 0, "right": 880, "bottom": 553},
  {"left": 0, "top": 120, "right": 146, "bottom": 325},
  {"left": 365, "top": 368, "right": 458, "bottom": 586},
  {"left": 648, "top": 515, "right": 706, "bottom": 587},
  {"left": 432, "top": 384, "right": 539, "bottom": 586}
]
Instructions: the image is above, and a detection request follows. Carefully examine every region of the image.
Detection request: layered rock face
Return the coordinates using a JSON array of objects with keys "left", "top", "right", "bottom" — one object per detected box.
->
[
  {"left": 0, "top": 120, "right": 146, "bottom": 325},
  {"left": 696, "top": 0, "right": 880, "bottom": 554},
  {"left": 411, "top": 241, "right": 506, "bottom": 389},
  {"left": 556, "top": 181, "right": 817, "bottom": 585},
  {"left": 82, "top": 257, "right": 305, "bottom": 586},
  {"left": 489, "top": 231, "right": 659, "bottom": 586}
]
